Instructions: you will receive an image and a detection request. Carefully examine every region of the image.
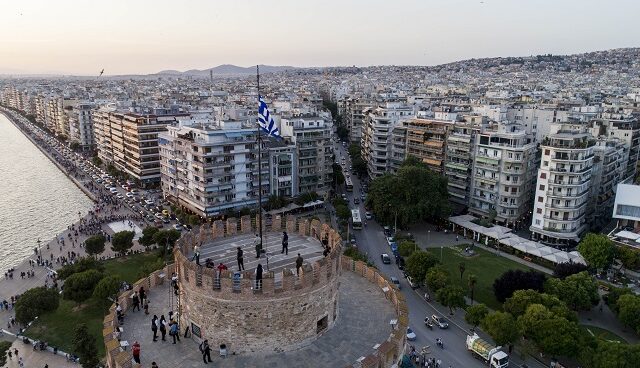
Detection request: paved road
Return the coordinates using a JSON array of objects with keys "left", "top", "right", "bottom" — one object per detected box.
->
[{"left": 333, "top": 142, "right": 545, "bottom": 368}]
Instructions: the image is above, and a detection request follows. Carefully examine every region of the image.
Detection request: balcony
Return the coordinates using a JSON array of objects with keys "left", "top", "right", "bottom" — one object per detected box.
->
[{"left": 546, "top": 189, "right": 589, "bottom": 199}]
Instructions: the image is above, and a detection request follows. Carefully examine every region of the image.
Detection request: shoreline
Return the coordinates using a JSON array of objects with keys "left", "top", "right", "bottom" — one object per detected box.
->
[{"left": 0, "top": 110, "right": 97, "bottom": 203}]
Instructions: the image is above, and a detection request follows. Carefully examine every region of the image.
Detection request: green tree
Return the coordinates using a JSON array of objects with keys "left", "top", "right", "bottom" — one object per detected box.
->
[
  {"left": 153, "top": 229, "right": 182, "bottom": 256},
  {"left": 267, "top": 194, "right": 288, "bottom": 210},
  {"left": 436, "top": 285, "right": 466, "bottom": 315},
  {"left": 481, "top": 311, "right": 518, "bottom": 346},
  {"left": 335, "top": 204, "right": 351, "bottom": 221},
  {"left": 405, "top": 250, "right": 439, "bottom": 284},
  {"left": 0, "top": 340, "right": 12, "bottom": 367},
  {"left": 139, "top": 226, "right": 160, "bottom": 249},
  {"left": 545, "top": 271, "right": 599, "bottom": 310},
  {"left": 468, "top": 274, "right": 478, "bottom": 303},
  {"left": 465, "top": 303, "right": 489, "bottom": 329},
  {"left": 92, "top": 275, "right": 121, "bottom": 305},
  {"left": 458, "top": 261, "right": 466, "bottom": 280},
  {"left": 63, "top": 269, "right": 104, "bottom": 304},
  {"left": 577, "top": 233, "right": 616, "bottom": 270},
  {"left": 188, "top": 215, "right": 201, "bottom": 226},
  {"left": 84, "top": 234, "right": 106, "bottom": 258},
  {"left": 617, "top": 294, "right": 640, "bottom": 334},
  {"left": 616, "top": 246, "right": 640, "bottom": 270},
  {"left": 57, "top": 257, "right": 105, "bottom": 280},
  {"left": 15, "top": 287, "right": 59, "bottom": 324},
  {"left": 397, "top": 240, "right": 417, "bottom": 257},
  {"left": 92, "top": 156, "right": 102, "bottom": 167},
  {"left": 331, "top": 163, "right": 345, "bottom": 187},
  {"left": 536, "top": 316, "right": 581, "bottom": 357},
  {"left": 352, "top": 156, "right": 368, "bottom": 177},
  {"left": 426, "top": 265, "right": 450, "bottom": 292},
  {"left": 587, "top": 340, "right": 640, "bottom": 368},
  {"left": 111, "top": 230, "right": 135, "bottom": 255},
  {"left": 73, "top": 323, "right": 100, "bottom": 368},
  {"left": 504, "top": 289, "right": 575, "bottom": 321}
]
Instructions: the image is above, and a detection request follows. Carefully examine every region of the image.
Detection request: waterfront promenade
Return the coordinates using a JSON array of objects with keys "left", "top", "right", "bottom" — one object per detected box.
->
[{"left": 0, "top": 108, "right": 151, "bottom": 333}]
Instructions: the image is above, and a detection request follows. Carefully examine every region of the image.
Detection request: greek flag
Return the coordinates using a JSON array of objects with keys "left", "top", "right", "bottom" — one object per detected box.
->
[{"left": 258, "top": 96, "right": 281, "bottom": 138}]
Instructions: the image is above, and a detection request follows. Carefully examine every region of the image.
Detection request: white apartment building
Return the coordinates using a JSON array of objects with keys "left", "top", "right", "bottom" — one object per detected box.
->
[
  {"left": 530, "top": 123, "right": 596, "bottom": 246},
  {"left": 445, "top": 121, "right": 482, "bottom": 207},
  {"left": 280, "top": 116, "right": 333, "bottom": 194},
  {"left": 67, "top": 102, "right": 95, "bottom": 150},
  {"left": 158, "top": 121, "right": 285, "bottom": 217},
  {"left": 361, "top": 102, "right": 415, "bottom": 180},
  {"left": 469, "top": 122, "right": 538, "bottom": 226}
]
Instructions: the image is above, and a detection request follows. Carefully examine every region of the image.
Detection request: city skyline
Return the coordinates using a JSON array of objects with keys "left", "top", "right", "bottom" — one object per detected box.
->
[{"left": 1, "top": 0, "right": 639, "bottom": 75}]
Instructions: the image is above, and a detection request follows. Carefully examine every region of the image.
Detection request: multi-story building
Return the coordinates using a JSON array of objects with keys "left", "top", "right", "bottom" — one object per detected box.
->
[
  {"left": 530, "top": 123, "right": 596, "bottom": 246},
  {"left": 267, "top": 142, "right": 298, "bottom": 198},
  {"left": 587, "top": 140, "right": 624, "bottom": 230},
  {"left": 469, "top": 122, "right": 538, "bottom": 226},
  {"left": 67, "top": 102, "right": 95, "bottom": 150},
  {"left": 589, "top": 115, "right": 640, "bottom": 183},
  {"left": 95, "top": 109, "right": 188, "bottom": 185},
  {"left": 445, "top": 121, "right": 482, "bottom": 207},
  {"left": 361, "top": 103, "right": 414, "bottom": 179},
  {"left": 158, "top": 121, "right": 276, "bottom": 217},
  {"left": 404, "top": 118, "right": 451, "bottom": 174},
  {"left": 280, "top": 116, "right": 333, "bottom": 194},
  {"left": 345, "top": 98, "right": 371, "bottom": 143}
]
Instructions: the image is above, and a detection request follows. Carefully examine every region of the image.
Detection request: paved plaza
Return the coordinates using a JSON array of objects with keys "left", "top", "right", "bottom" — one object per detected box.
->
[
  {"left": 195, "top": 232, "right": 325, "bottom": 274},
  {"left": 118, "top": 272, "right": 396, "bottom": 368},
  {"left": 1, "top": 338, "right": 78, "bottom": 368},
  {"left": 107, "top": 221, "right": 143, "bottom": 240}
]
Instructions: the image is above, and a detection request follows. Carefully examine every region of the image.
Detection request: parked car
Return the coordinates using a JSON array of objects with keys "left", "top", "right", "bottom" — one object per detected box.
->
[
  {"left": 406, "top": 276, "right": 418, "bottom": 289},
  {"left": 173, "top": 224, "right": 183, "bottom": 231},
  {"left": 381, "top": 253, "right": 391, "bottom": 264},
  {"left": 365, "top": 211, "right": 372, "bottom": 220},
  {"left": 390, "top": 276, "right": 401, "bottom": 289}
]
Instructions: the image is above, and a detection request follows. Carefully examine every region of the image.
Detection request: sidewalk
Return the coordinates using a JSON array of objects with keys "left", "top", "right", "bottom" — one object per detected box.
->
[{"left": 1, "top": 338, "right": 78, "bottom": 368}]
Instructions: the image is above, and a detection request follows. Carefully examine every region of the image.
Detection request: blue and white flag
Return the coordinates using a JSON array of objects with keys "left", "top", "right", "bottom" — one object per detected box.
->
[{"left": 258, "top": 95, "right": 281, "bottom": 138}]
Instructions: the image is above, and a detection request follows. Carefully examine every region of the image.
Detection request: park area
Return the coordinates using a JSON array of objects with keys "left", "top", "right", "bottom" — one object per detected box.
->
[
  {"left": 438, "top": 244, "right": 531, "bottom": 310},
  {"left": 25, "top": 252, "right": 163, "bottom": 357}
]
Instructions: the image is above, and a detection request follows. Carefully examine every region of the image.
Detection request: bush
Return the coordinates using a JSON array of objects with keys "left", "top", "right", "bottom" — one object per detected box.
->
[
  {"left": 15, "top": 287, "right": 60, "bottom": 324},
  {"left": 92, "top": 275, "right": 121, "bottom": 305},
  {"left": 493, "top": 269, "right": 547, "bottom": 303},
  {"left": 57, "top": 257, "right": 105, "bottom": 280},
  {"left": 63, "top": 269, "right": 105, "bottom": 304}
]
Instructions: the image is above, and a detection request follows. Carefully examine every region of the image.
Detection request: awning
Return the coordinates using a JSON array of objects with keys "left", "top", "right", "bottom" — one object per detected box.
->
[{"left": 615, "top": 230, "right": 640, "bottom": 240}]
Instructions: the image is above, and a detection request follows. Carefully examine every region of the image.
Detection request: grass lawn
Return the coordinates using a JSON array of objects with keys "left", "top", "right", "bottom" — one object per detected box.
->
[
  {"left": 581, "top": 325, "right": 628, "bottom": 344},
  {"left": 437, "top": 245, "right": 532, "bottom": 310},
  {"left": 26, "top": 252, "right": 163, "bottom": 357}
]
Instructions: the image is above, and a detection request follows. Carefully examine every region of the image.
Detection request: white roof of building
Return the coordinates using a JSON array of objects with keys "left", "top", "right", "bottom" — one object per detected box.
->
[{"left": 613, "top": 184, "right": 640, "bottom": 220}]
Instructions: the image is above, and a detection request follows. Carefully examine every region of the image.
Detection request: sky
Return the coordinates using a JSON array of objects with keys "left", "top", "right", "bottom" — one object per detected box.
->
[{"left": 0, "top": 0, "right": 638, "bottom": 75}]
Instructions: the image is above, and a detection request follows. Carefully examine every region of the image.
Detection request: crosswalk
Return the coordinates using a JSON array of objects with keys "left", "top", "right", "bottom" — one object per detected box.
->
[{"left": 195, "top": 232, "right": 325, "bottom": 274}]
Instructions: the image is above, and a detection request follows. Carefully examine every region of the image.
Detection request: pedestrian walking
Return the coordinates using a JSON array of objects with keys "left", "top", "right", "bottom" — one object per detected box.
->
[
  {"left": 151, "top": 362, "right": 158, "bottom": 368},
  {"left": 144, "top": 298, "right": 149, "bottom": 314},
  {"left": 199, "top": 339, "right": 212, "bottom": 364},
  {"left": 192, "top": 244, "right": 201, "bottom": 265},
  {"left": 159, "top": 315, "right": 167, "bottom": 341},
  {"left": 296, "top": 253, "right": 303, "bottom": 276},
  {"left": 139, "top": 286, "right": 146, "bottom": 304},
  {"left": 254, "top": 234, "right": 262, "bottom": 258},
  {"left": 7, "top": 349, "right": 11, "bottom": 360},
  {"left": 151, "top": 315, "right": 158, "bottom": 341},
  {"left": 237, "top": 247, "right": 245, "bottom": 271},
  {"left": 132, "top": 291, "right": 140, "bottom": 312},
  {"left": 132, "top": 341, "right": 141, "bottom": 364},
  {"left": 256, "top": 263, "right": 263, "bottom": 289},
  {"left": 281, "top": 231, "right": 288, "bottom": 255},
  {"left": 170, "top": 321, "right": 181, "bottom": 343}
]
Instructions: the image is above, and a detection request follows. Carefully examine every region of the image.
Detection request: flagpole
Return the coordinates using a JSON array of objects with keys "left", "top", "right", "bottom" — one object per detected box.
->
[{"left": 256, "top": 65, "right": 264, "bottom": 261}]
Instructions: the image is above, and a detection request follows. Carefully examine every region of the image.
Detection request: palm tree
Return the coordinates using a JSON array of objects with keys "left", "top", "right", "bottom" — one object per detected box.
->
[
  {"left": 468, "top": 274, "right": 477, "bottom": 304},
  {"left": 458, "top": 262, "right": 466, "bottom": 280}
]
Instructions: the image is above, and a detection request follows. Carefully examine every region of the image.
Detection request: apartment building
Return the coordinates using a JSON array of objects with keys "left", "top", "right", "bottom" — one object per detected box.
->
[
  {"left": 280, "top": 116, "right": 333, "bottom": 194},
  {"left": 158, "top": 121, "right": 280, "bottom": 217},
  {"left": 66, "top": 102, "right": 95, "bottom": 150},
  {"left": 530, "top": 123, "right": 596, "bottom": 245},
  {"left": 469, "top": 123, "right": 538, "bottom": 226},
  {"left": 361, "top": 103, "right": 414, "bottom": 179},
  {"left": 344, "top": 98, "right": 371, "bottom": 143},
  {"left": 588, "top": 115, "right": 640, "bottom": 183},
  {"left": 404, "top": 118, "right": 451, "bottom": 174},
  {"left": 95, "top": 109, "right": 188, "bottom": 184},
  {"left": 588, "top": 140, "right": 624, "bottom": 230},
  {"left": 445, "top": 121, "right": 482, "bottom": 207}
]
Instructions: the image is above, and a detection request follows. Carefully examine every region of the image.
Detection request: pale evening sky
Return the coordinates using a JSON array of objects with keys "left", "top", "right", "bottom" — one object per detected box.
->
[{"left": 0, "top": 0, "right": 638, "bottom": 75}]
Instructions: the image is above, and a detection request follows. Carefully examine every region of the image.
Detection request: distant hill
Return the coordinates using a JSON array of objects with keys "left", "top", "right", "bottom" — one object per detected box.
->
[{"left": 155, "top": 64, "right": 296, "bottom": 76}]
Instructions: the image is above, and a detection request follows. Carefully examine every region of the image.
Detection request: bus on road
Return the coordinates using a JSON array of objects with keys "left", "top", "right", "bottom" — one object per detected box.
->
[
  {"left": 345, "top": 177, "right": 353, "bottom": 192},
  {"left": 351, "top": 209, "right": 362, "bottom": 230}
]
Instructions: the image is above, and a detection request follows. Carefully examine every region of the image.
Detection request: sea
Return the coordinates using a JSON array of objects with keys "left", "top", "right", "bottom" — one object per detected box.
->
[{"left": 0, "top": 113, "right": 94, "bottom": 271}]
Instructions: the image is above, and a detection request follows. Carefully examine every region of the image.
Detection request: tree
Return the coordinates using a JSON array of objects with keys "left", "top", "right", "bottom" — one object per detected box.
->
[
  {"left": 331, "top": 163, "right": 345, "bottom": 187},
  {"left": 604, "top": 286, "right": 633, "bottom": 313},
  {"left": 577, "top": 233, "right": 616, "bottom": 270},
  {"left": 405, "top": 250, "right": 439, "bottom": 284},
  {"left": 267, "top": 194, "right": 288, "bottom": 211},
  {"left": 398, "top": 240, "right": 417, "bottom": 258},
  {"left": 504, "top": 289, "right": 575, "bottom": 321},
  {"left": 587, "top": 340, "right": 640, "bottom": 368},
  {"left": 493, "top": 269, "right": 546, "bottom": 303},
  {"left": 84, "top": 235, "right": 106, "bottom": 258},
  {"left": 617, "top": 294, "right": 640, "bottom": 334},
  {"left": 366, "top": 159, "right": 450, "bottom": 228},
  {"left": 0, "top": 340, "right": 12, "bottom": 367},
  {"left": 15, "top": 287, "right": 59, "bottom": 324},
  {"left": 57, "top": 257, "right": 104, "bottom": 280},
  {"left": 153, "top": 229, "right": 182, "bottom": 256},
  {"left": 545, "top": 271, "right": 599, "bottom": 311},
  {"left": 111, "top": 230, "right": 135, "bottom": 255},
  {"left": 436, "top": 285, "right": 466, "bottom": 315},
  {"left": 352, "top": 156, "right": 368, "bottom": 178},
  {"left": 481, "top": 311, "right": 518, "bottom": 346},
  {"left": 335, "top": 204, "right": 351, "bottom": 221},
  {"left": 63, "top": 269, "right": 104, "bottom": 304},
  {"left": 139, "top": 226, "right": 160, "bottom": 249},
  {"left": 516, "top": 304, "right": 580, "bottom": 357},
  {"left": 73, "top": 323, "right": 100, "bottom": 368},
  {"left": 92, "top": 275, "right": 121, "bottom": 305},
  {"left": 616, "top": 246, "right": 640, "bottom": 270},
  {"left": 458, "top": 262, "right": 466, "bottom": 280},
  {"left": 468, "top": 274, "right": 478, "bottom": 303},
  {"left": 426, "top": 265, "right": 450, "bottom": 293},
  {"left": 465, "top": 303, "right": 489, "bottom": 329},
  {"left": 553, "top": 261, "right": 589, "bottom": 279}
]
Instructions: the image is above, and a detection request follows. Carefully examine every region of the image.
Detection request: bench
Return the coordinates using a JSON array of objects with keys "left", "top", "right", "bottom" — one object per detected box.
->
[{"left": 523, "top": 256, "right": 532, "bottom": 262}]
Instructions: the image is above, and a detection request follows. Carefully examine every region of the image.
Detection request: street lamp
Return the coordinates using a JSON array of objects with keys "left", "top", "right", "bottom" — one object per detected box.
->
[{"left": 440, "top": 246, "right": 443, "bottom": 262}]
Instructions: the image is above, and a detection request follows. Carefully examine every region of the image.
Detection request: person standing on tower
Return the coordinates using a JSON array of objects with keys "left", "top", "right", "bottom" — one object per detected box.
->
[
  {"left": 281, "top": 231, "right": 288, "bottom": 255},
  {"left": 237, "top": 247, "right": 245, "bottom": 271}
]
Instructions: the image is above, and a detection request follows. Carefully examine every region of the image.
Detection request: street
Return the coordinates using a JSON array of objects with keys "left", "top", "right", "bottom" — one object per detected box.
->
[{"left": 333, "top": 141, "right": 544, "bottom": 368}]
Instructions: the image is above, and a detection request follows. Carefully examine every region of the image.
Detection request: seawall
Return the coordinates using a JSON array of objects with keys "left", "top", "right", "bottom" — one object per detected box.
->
[{"left": 0, "top": 109, "right": 97, "bottom": 203}]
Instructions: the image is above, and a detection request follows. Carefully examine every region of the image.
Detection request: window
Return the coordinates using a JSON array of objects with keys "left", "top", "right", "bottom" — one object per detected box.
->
[
  {"left": 540, "top": 173, "right": 546, "bottom": 179},
  {"left": 538, "top": 196, "right": 544, "bottom": 202},
  {"left": 539, "top": 184, "right": 545, "bottom": 190},
  {"left": 537, "top": 208, "right": 542, "bottom": 214},
  {"left": 545, "top": 149, "right": 550, "bottom": 155},
  {"left": 535, "top": 219, "right": 541, "bottom": 225},
  {"left": 543, "top": 161, "right": 549, "bottom": 167}
]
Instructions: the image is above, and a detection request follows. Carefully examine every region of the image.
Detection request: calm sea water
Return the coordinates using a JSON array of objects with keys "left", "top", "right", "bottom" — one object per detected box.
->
[{"left": 0, "top": 113, "right": 93, "bottom": 270}]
